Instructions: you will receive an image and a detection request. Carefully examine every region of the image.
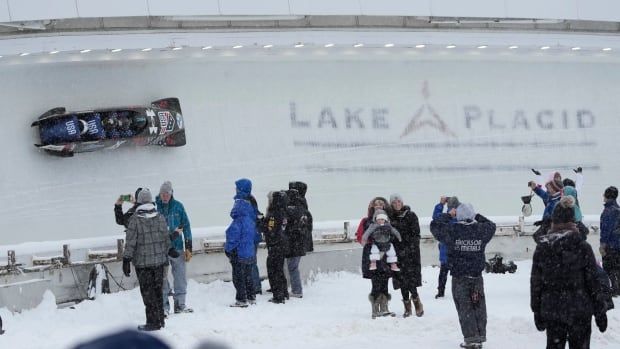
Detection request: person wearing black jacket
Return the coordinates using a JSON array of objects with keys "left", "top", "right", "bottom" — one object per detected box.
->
[
  {"left": 114, "top": 187, "right": 143, "bottom": 228},
  {"left": 289, "top": 181, "right": 314, "bottom": 253},
  {"left": 430, "top": 202, "right": 496, "bottom": 349},
  {"left": 531, "top": 196, "right": 609, "bottom": 349},
  {"left": 285, "top": 188, "right": 310, "bottom": 298},
  {"left": 261, "top": 191, "right": 290, "bottom": 303},
  {"left": 388, "top": 193, "right": 423, "bottom": 318}
]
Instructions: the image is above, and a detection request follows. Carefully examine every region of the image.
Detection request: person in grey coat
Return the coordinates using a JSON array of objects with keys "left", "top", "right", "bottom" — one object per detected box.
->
[
  {"left": 123, "top": 188, "right": 171, "bottom": 332},
  {"left": 430, "top": 202, "right": 497, "bottom": 349}
]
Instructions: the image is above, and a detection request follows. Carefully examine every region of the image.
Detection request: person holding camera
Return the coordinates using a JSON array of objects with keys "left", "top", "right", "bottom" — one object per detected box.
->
[
  {"left": 531, "top": 196, "right": 609, "bottom": 349},
  {"left": 430, "top": 202, "right": 496, "bottom": 349},
  {"left": 600, "top": 186, "right": 620, "bottom": 297},
  {"left": 156, "top": 180, "right": 193, "bottom": 315},
  {"left": 432, "top": 196, "right": 460, "bottom": 299},
  {"left": 122, "top": 188, "right": 171, "bottom": 331},
  {"left": 114, "top": 188, "right": 143, "bottom": 228}
]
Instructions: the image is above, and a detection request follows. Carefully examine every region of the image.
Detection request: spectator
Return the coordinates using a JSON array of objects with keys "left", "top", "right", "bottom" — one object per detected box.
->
[
  {"left": 248, "top": 194, "right": 264, "bottom": 296},
  {"left": 285, "top": 188, "right": 311, "bottom": 298},
  {"left": 123, "top": 188, "right": 171, "bottom": 331},
  {"left": 156, "top": 181, "right": 193, "bottom": 314},
  {"left": 289, "top": 181, "right": 314, "bottom": 253},
  {"left": 114, "top": 187, "right": 142, "bottom": 228},
  {"left": 432, "top": 196, "right": 459, "bottom": 299},
  {"left": 361, "top": 210, "right": 402, "bottom": 272},
  {"left": 356, "top": 197, "right": 395, "bottom": 319},
  {"left": 600, "top": 186, "right": 620, "bottom": 296},
  {"left": 431, "top": 202, "right": 496, "bottom": 349},
  {"left": 261, "top": 191, "right": 289, "bottom": 303},
  {"left": 225, "top": 178, "right": 258, "bottom": 307},
  {"left": 531, "top": 196, "right": 609, "bottom": 348},
  {"left": 529, "top": 177, "right": 563, "bottom": 244}
]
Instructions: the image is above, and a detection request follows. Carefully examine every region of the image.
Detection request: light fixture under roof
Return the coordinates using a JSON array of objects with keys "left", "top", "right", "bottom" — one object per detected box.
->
[
  {"left": 172, "top": 47, "right": 182, "bottom": 51},
  {"left": 540, "top": 46, "right": 550, "bottom": 50},
  {"left": 602, "top": 47, "right": 612, "bottom": 51},
  {"left": 324, "top": 43, "right": 334, "bottom": 48},
  {"left": 571, "top": 47, "right": 581, "bottom": 51},
  {"left": 49, "top": 50, "right": 59, "bottom": 54},
  {"left": 446, "top": 45, "right": 456, "bottom": 49},
  {"left": 353, "top": 43, "right": 363, "bottom": 48},
  {"left": 80, "top": 49, "right": 91, "bottom": 53},
  {"left": 384, "top": 43, "right": 394, "bottom": 48},
  {"left": 201, "top": 46, "right": 212, "bottom": 50},
  {"left": 19, "top": 52, "right": 30, "bottom": 56},
  {"left": 233, "top": 45, "right": 243, "bottom": 49},
  {"left": 141, "top": 48, "right": 152, "bottom": 52},
  {"left": 294, "top": 43, "right": 305, "bottom": 48},
  {"left": 415, "top": 44, "right": 425, "bottom": 48},
  {"left": 263, "top": 44, "right": 273, "bottom": 48},
  {"left": 111, "top": 48, "right": 122, "bottom": 53},
  {"left": 508, "top": 45, "right": 518, "bottom": 49},
  {"left": 477, "top": 45, "right": 487, "bottom": 49}
]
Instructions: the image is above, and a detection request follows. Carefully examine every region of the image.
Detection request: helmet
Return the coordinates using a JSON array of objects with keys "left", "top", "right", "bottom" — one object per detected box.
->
[
  {"left": 119, "top": 116, "right": 131, "bottom": 130},
  {"left": 132, "top": 115, "right": 147, "bottom": 130},
  {"left": 102, "top": 116, "right": 117, "bottom": 130}
]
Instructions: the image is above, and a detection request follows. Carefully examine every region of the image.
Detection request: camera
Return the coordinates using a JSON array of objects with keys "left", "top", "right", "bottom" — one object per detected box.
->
[{"left": 120, "top": 194, "right": 132, "bottom": 202}]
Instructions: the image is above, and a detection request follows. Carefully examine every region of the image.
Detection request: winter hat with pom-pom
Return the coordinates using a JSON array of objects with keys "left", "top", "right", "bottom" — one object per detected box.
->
[
  {"left": 137, "top": 188, "right": 153, "bottom": 204},
  {"left": 456, "top": 203, "right": 476, "bottom": 222},
  {"left": 552, "top": 195, "right": 576, "bottom": 224}
]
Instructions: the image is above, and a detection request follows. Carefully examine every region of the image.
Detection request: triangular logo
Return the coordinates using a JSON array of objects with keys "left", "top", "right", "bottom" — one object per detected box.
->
[{"left": 400, "top": 81, "right": 456, "bottom": 138}]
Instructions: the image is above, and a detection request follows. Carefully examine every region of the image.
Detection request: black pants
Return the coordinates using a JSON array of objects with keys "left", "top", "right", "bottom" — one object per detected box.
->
[
  {"left": 545, "top": 317, "right": 592, "bottom": 349},
  {"left": 267, "top": 246, "right": 287, "bottom": 301},
  {"left": 371, "top": 273, "right": 390, "bottom": 298},
  {"left": 603, "top": 248, "right": 620, "bottom": 295},
  {"left": 136, "top": 264, "right": 165, "bottom": 327},
  {"left": 400, "top": 282, "right": 419, "bottom": 300},
  {"left": 230, "top": 256, "right": 255, "bottom": 302},
  {"left": 438, "top": 263, "right": 449, "bottom": 292}
]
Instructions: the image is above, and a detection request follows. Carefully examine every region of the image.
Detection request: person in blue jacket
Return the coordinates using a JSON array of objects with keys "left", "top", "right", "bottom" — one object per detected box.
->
[
  {"left": 225, "top": 178, "right": 259, "bottom": 307},
  {"left": 600, "top": 186, "right": 620, "bottom": 296},
  {"left": 155, "top": 181, "right": 193, "bottom": 315},
  {"left": 432, "top": 196, "right": 459, "bottom": 299}
]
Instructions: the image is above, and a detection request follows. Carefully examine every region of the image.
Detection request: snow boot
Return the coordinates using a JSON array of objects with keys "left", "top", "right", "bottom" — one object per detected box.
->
[
  {"left": 435, "top": 289, "right": 445, "bottom": 299},
  {"left": 402, "top": 298, "right": 412, "bottom": 318},
  {"left": 379, "top": 293, "right": 396, "bottom": 317},
  {"left": 369, "top": 294, "right": 380, "bottom": 319},
  {"left": 229, "top": 300, "right": 249, "bottom": 308},
  {"left": 460, "top": 342, "right": 482, "bottom": 349},
  {"left": 412, "top": 296, "right": 424, "bottom": 317},
  {"left": 174, "top": 307, "right": 194, "bottom": 314},
  {"left": 137, "top": 324, "right": 161, "bottom": 331}
]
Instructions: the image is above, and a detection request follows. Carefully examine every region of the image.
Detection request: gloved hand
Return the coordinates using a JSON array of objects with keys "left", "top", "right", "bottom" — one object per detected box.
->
[
  {"left": 595, "top": 313, "right": 607, "bottom": 333},
  {"left": 122, "top": 258, "right": 132, "bottom": 277},
  {"left": 531, "top": 168, "right": 541, "bottom": 176},
  {"left": 168, "top": 247, "right": 180, "bottom": 258},
  {"left": 184, "top": 249, "right": 192, "bottom": 262},
  {"left": 528, "top": 181, "right": 537, "bottom": 189},
  {"left": 225, "top": 249, "right": 237, "bottom": 262},
  {"left": 573, "top": 167, "right": 582, "bottom": 174},
  {"left": 534, "top": 313, "right": 546, "bottom": 331}
]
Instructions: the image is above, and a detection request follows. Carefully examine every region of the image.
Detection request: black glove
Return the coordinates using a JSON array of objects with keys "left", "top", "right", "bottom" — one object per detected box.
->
[
  {"left": 595, "top": 313, "right": 607, "bottom": 333},
  {"left": 573, "top": 167, "right": 582, "bottom": 174},
  {"left": 122, "top": 258, "right": 131, "bottom": 277},
  {"left": 534, "top": 312, "right": 546, "bottom": 331},
  {"left": 185, "top": 239, "right": 193, "bottom": 253},
  {"left": 168, "top": 247, "right": 180, "bottom": 258},
  {"left": 170, "top": 230, "right": 181, "bottom": 241},
  {"left": 225, "top": 249, "right": 237, "bottom": 262},
  {"left": 531, "top": 168, "right": 541, "bottom": 176}
]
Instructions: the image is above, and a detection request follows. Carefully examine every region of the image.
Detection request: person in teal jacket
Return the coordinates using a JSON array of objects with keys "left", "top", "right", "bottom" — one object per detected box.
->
[{"left": 155, "top": 181, "right": 193, "bottom": 314}]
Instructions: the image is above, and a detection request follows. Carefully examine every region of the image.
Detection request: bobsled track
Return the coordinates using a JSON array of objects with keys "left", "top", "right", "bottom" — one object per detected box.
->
[{"left": 1, "top": 29, "right": 620, "bottom": 245}]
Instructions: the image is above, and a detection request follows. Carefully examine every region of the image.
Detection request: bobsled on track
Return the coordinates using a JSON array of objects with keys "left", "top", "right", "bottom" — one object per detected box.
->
[{"left": 31, "top": 97, "right": 186, "bottom": 157}]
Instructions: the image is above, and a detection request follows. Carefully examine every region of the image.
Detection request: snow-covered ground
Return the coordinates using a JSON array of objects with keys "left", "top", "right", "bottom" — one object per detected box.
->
[{"left": 0, "top": 260, "right": 617, "bottom": 349}]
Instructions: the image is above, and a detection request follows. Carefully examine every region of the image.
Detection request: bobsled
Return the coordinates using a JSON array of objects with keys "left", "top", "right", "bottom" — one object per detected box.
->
[{"left": 31, "top": 98, "right": 186, "bottom": 157}]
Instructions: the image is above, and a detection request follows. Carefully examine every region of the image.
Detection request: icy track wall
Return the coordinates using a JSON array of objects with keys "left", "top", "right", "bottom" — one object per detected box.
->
[{"left": 0, "top": 53, "right": 619, "bottom": 244}]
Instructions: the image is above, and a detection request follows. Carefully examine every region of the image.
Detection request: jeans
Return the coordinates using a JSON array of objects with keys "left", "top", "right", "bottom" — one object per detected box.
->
[
  {"left": 251, "top": 244, "right": 262, "bottom": 293},
  {"left": 230, "top": 255, "right": 255, "bottom": 302},
  {"left": 438, "top": 263, "right": 450, "bottom": 292},
  {"left": 163, "top": 252, "right": 187, "bottom": 312},
  {"left": 287, "top": 256, "right": 303, "bottom": 295}
]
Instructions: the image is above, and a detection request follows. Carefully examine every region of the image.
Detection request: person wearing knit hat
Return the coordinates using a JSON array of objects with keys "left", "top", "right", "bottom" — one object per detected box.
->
[
  {"left": 432, "top": 195, "right": 456, "bottom": 300},
  {"left": 389, "top": 193, "right": 424, "bottom": 317},
  {"left": 123, "top": 187, "right": 171, "bottom": 331},
  {"left": 600, "top": 186, "right": 620, "bottom": 297},
  {"left": 361, "top": 209, "right": 402, "bottom": 277},
  {"left": 430, "top": 202, "right": 497, "bottom": 349},
  {"left": 531, "top": 195, "right": 609, "bottom": 348},
  {"left": 529, "top": 176, "right": 563, "bottom": 222},
  {"left": 155, "top": 180, "right": 193, "bottom": 315},
  {"left": 114, "top": 187, "right": 143, "bottom": 229}
]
